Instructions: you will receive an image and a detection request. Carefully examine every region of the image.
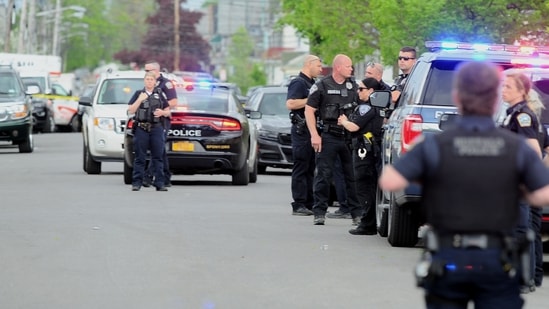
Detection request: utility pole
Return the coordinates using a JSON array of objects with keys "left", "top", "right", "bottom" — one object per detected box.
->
[
  {"left": 4, "top": 0, "right": 15, "bottom": 52},
  {"left": 174, "top": 0, "right": 180, "bottom": 71},
  {"left": 52, "top": 0, "right": 61, "bottom": 56},
  {"left": 17, "top": 0, "right": 28, "bottom": 53}
]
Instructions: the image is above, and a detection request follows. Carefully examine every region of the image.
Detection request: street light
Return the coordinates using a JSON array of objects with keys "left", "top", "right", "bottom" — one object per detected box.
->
[{"left": 35, "top": 0, "right": 86, "bottom": 56}]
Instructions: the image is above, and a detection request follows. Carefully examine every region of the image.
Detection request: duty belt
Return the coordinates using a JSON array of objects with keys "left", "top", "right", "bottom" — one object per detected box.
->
[
  {"left": 137, "top": 122, "right": 160, "bottom": 132},
  {"left": 322, "top": 124, "right": 345, "bottom": 136},
  {"left": 425, "top": 229, "right": 504, "bottom": 250}
]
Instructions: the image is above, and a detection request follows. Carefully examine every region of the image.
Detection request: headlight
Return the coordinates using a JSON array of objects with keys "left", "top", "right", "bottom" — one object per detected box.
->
[
  {"left": 258, "top": 129, "right": 278, "bottom": 140},
  {"left": 94, "top": 117, "right": 116, "bottom": 130},
  {"left": 7, "top": 103, "right": 29, "bottom": 119}
]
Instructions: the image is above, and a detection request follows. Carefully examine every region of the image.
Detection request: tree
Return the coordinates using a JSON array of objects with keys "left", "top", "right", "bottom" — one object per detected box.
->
[
  {"left": 226, "top": 27, "right": 265, "bottom": 94},
  {"left": 114, "top": 0, "right": 211, "bottom": 72}
]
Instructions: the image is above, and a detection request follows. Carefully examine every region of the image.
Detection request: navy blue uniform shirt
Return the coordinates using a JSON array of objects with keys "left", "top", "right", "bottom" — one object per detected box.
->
[
  {"left": 393, "top": 115, "right": 549, "bottom": 192},
  {"left": 156, "top": 74, "right": 177, "bottom": 102}
]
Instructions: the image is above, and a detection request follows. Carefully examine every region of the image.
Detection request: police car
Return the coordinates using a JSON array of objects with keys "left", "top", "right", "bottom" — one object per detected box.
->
[
  {"left": 379, "top": 41, "right": 549, "bottom": 247},
  {"left": 123, "top": 80, "right": 260, "bottom": 186}
]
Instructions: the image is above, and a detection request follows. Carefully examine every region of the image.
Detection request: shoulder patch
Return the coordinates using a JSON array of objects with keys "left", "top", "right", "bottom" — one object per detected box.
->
[
  {"left": 517, "top": 113, "right": 532, "bottom": 127},
  {"left": 358, "top": 105, "right": 371, "bottom": 116},
  {"left": 165, "top": 81, "right": 174, "bottom": 89},
  {"left": 309, "top": 84, "right": 318, "bottom": 95}
]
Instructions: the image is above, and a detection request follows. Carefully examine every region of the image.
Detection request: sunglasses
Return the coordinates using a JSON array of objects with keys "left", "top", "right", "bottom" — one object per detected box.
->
[
  {"left": 398, "top": 56, "right": 415, "bottom": 61},
  {"left": 358, "top": 87, "right": 369, "bottom": 92}
]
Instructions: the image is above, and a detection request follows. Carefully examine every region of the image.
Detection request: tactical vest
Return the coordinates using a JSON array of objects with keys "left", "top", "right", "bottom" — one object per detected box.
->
[
  {"left": 317, "top": 77, "right": 358, "bottom": 124},
  {"left": 423, "top": 127, "right": 521, "bottom": 233},
  {"left": 135, "top": 89, "right": 163, "bottom": 123}
]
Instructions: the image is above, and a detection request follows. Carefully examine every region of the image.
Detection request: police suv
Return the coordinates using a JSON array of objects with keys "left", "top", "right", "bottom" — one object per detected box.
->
[{"left": 379, "top": 41, "right": 549, "bottom": 247}]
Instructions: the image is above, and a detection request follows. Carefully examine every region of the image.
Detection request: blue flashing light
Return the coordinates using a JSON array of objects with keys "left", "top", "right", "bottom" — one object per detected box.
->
[
  {"left": 445, "top": 263, "right": 457, "bottom": 271},
  {"left": 472, "top": 44, "right": 490, "bottom": 51},
  {"left": 441, "top": 42, "right": 458, "bottom": 49},
  {"left": 472, "top": 53, "right": 487, "bottom": 61}
]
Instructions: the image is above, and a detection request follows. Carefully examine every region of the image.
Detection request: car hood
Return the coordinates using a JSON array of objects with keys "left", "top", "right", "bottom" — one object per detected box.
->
[
  {"left": 0, "top": 95, "right": 25, "bottom": 103},
  {"left": 92, "top": 104, "right": 128, "bottom": 118},
  {"left": 257, "top": 115, "right": 291, "bottom": 133}
]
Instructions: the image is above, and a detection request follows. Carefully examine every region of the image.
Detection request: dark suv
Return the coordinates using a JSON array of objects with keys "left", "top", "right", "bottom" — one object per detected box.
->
[
  {"left": 0, "top": 65, "right": 37, "bottom": 153},
  {"left": 378, "top": 41, "right": 549, "bottom": 247}
]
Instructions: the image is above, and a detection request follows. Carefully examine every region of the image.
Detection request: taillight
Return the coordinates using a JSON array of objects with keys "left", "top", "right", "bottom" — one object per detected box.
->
[
  {"left": 127, "top": 118, "right": 134, "bottom": 130},
  {"left": 401, "top": 114, "right": 423, "bottom": 153},
  {"left": 171, "top": 115, "right": 241, "bottom": 131}
]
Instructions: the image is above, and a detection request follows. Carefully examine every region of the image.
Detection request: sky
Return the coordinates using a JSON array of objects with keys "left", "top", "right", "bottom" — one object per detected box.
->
[{"left": 183, "top": 0, "right": 205, "bottom": 11}]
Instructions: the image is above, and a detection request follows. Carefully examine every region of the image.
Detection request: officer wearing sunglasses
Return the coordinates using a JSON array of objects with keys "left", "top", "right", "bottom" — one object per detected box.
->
[{"left": 391, "top": 46, "right": 417, "bottom": 106}]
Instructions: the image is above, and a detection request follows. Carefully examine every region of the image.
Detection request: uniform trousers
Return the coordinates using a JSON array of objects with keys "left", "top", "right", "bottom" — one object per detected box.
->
[
  {"left": 352, "top": 150, "right": 377, "bottom": 229},
  {"left": 530, "top": 207, "right": 543, "bottom": 286},
  {"left": 290, "top": 124, "right": 315, "bottom": 211},
  {"left": 132, "top": 125, "right": 165, "bottom": 188},
  {"left": 424, "top": 248, "right": 523, "bottom": 309},
  {"left": 515, "top": 201, "right": 535, "bottom": 286},
  {"left": 312, "top": 133, "right": 361, "bottom": 218}
]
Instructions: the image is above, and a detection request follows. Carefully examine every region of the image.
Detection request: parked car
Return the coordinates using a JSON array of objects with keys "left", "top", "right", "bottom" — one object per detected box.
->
[
  {"left": 378, "top": 41, "right": 549, "bottom": 247},
  {"left": 123, "top": 83, "right": 260, "bottom": 185},
  {"left": 23, "top": 81, "right": 56, "bottom": 133},
  {"left": 80, "top": 70, "right": 145, "bottom": 174},
  {"left": 0, "top": 65, "right": 38, "bottom": 152},
  {"left": 244, "top": 86, "right": 292, "bottom": 173}
]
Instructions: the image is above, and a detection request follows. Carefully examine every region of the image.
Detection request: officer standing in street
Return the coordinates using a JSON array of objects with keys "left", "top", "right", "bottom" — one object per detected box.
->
[
  {"left": 128, "top": 71, "right": 171, "bottom": 191},
  {"left": 379, "top": 61, "right": 549, "bottom": 308},
  {"left": 143, "top": 61, "right": 178, "bottom": 187},
  {"left": 305, "top": 54, "right": 363, "bottom": 226},
  {"left": 286, "top": 55, "right": 323, "bottom": 216},
  {"left": 338, "top": 77, "right": 384, "bottom": 235}
]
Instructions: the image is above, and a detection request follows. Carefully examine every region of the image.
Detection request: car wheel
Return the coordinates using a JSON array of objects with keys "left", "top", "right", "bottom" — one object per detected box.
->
[
  {"left": 18, "top": 133, "right": 33, "bottom": 153},
  {"left": 84, "top": 143, "right": 101, "bottom": 174},
  {"left": 387, "top": 198, "right": 419, "bottom": 247},
  {"left": 43, "top": 114, "right": 56, "bottom": 133},
  {"left": 258, "top": 164, "right": 267, "bottom": 174},
  {"left": 376, "top": 187, "right": 389, "bottom": 237},
  {"left": 249, "top": 157, "right": 258, "bottom": 183},
  {"left": 123, "top": 158, "right": 133, "bottom": 185},
  {"left": 69, "top": 115, "right": 80, "bottom": 132},
  {"left": 232, "top": 163, "right": 249, "bottom": 185}
]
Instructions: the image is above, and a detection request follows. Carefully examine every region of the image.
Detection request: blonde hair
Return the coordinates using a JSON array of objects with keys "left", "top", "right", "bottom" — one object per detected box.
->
[{"left": 527, "top": 89, "right": 545, "bottom": 119}]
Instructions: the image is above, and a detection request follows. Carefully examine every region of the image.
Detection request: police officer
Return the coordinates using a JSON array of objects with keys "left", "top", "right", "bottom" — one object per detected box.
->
[
  {"left": 128, "top": 71, "right": 171, "bottom": 191},
  {"left": 364, "top": 62, "right": 392, "bottom": 91},
  {"left": 305, "top": 54, "right": 362, "bottom": 225},
  {"left": 338, "top": 78, "right": 384, "bottom": 235},
  {"left": 391, "top": 46, "right": 417, "bottom": 106},
  {"left": 501, "top": 72, "right": 543, "bottom": 293},
  {"left": 143, "top": 61, "right": 178, "bottom": 187},
  {"left": 286, "top": 55, "right": 323, "bottom": 216},
  {"left": 379, "top": 61, "right": 549, "bottom": 308}
]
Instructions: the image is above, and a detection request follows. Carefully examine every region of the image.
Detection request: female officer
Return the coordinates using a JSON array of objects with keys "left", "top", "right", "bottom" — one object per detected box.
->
[
  {"left": 128, "top": 71, "right": 171, "bottom": 191},
  {"left": 501, "top": 72, "right": 542, "bottom": 293},
  {"left": 338, "top": 77, "right": 383, "bottom": 234}
]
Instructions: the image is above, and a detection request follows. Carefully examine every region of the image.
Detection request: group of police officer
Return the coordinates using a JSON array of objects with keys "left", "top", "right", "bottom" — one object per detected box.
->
[
  {"left": 127, "top": 61, "right": 178, "bottom": 191},
  {"left": 286, "top": 49, "right": 549, "bottom": 307}
]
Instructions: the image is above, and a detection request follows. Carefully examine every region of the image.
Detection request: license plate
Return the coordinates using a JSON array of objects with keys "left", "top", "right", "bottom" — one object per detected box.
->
[{"left": 172, "top": 141, "right": 194, "bottom": 152}]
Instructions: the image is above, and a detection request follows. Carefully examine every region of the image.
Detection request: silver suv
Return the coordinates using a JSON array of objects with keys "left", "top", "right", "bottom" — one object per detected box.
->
[{"left": 79, "top": 71, "right": 145, "bottom": 174}]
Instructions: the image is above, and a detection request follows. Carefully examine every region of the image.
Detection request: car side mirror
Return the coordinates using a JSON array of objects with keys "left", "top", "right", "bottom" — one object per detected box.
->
[
  {"left": 247, "top": 111, "right": 261, "bottom": 119},
  {"left": 79, "top": 96, "right": 92, "bottom": 106},
  {"left": 369, "top": 90, "right": 391, "bottom": 108},
  {"left": 439, "top": 113, "right": 459, "bottom": 131},
  {"left": 26, "top": 85, "right": 40, "bottom": 95}
]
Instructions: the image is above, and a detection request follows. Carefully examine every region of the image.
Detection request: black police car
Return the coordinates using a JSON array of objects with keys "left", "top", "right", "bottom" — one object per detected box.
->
[
  {"left": 244, "top": 86, "right": 292, "bottom": 174},
  {"left": 124, "top": 82, "right": 260, "bottom": 185},
  {"left": 378, "top": 41, "right": 549, "bottom": 247},
  {"left": 0, "top": 65, "right": 37, "bottom": 152},
  {"left": 23, "top": 81, "right": 56, "bottom": 133}
]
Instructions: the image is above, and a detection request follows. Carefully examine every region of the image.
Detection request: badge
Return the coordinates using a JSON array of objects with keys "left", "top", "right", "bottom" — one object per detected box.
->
[
  {"left": 309, "top": 84, "right": 318, "bottom": 95},
  {"left": 346, "top": 82, "right": 352, "bottom": 90},
  {"left": 517, "top": 113, "right": 532, "bottom": 127},
  {"left": 165, "top": 81, "right": 174, "bottom": 89},
  {"left": 359, "top": 105, "right": 371, "bottom": 116}
]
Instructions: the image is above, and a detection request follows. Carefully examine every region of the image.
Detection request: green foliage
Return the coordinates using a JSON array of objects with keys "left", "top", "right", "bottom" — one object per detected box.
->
[{"left": 227, "top": 27, "right": 266, "bottom": 94}]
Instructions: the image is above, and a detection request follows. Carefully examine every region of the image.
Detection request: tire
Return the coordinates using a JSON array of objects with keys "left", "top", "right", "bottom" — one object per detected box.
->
[
  {"left": 258, "top": 164, "right": 267, "bottom": 174},
  {"left": 123, "top": 158, "right": 133, "bottom": 185},
  {"left": 43, "top": 114, "right": 56, "bottom": 133},
  {"left": 84, "top": 143, "right": 101, "bottom": 174},
  {"left": 232, "top": 163, "right": 249, "bottom": 185},
  {"left": 387, "top": 197, "right": 419, "bottom": 247},
  {"left": 376, "top": 188, "right": 389, "bottom": 237},
  {"left": 18, "top": 133, "right": 33, "bottom": 153},
  {"left": 249, "top": 157, "right": 258, "bottom": 183},
  {"left": 69, "top": 115, "right": 80, "bottom": 132}
]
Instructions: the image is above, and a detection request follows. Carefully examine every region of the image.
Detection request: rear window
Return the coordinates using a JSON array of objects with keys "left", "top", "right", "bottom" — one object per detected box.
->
[
  {"left": 422, "top": 61, "right": 458, "bottom": 106},
  {"left": 533, "top": 79, "right": 549, "bottom": 125},
  {"left": 176, "top": 89, "right": 229, "bottom": 113},
  {"left": 258, "top": 92, "right": 288, "bottom": 116}
]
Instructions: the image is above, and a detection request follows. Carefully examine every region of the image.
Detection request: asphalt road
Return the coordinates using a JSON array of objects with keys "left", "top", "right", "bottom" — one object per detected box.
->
[{"left": 0, "top": 133, "right": 547, "bottom": 309}]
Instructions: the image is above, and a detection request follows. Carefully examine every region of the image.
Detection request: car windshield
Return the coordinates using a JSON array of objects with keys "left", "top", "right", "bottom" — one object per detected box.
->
[
  {"left": 176, "top": 89, "right": 229, "bottom": 113},
  {"left": 20, "top": 76, "right": 46, "bottom": 93},
  {"left": 258, "top": 92, "right": 288, "bottom": 116},
  {"left": 98, "top": 78, "right": 143, "bottom": 104},
  {"left": 0, "top": 73, "right": 23, "bottom": 96}
]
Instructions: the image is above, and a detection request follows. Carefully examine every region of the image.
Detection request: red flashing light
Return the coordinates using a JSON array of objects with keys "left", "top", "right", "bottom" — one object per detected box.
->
[{"left": 171, "top": 115, "right": 241, "bottom": 131}]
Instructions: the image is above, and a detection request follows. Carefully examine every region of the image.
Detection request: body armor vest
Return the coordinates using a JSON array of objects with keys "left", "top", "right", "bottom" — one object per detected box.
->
[
  {"left": 423, "top": 127, "right": 521, "bottom": 233},
  {"left": 317, "top": 77, "right": 358, "bottom": 124},
  {"left": 135, "top": 88, "right": 162, "bottom": 123}
]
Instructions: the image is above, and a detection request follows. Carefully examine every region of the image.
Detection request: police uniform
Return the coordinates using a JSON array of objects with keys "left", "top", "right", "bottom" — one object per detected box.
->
[
  {"left": 144, "top": 74, "right": 177, "bottom": 186},
  {"left": 287, "top": 72, "right": 316, "bottom": 213},
  {"left": 394, "top": 116, "right": 549, "bottom": 307},
  {"left": 347, "top": 98, "right": 384, "bottom": 231},
  {"left": 307, "top": 76, "right": 362, "bottom": 221},
  {"left": 129, "top": 87, "right": 169, "bottom": 190},
  {"left": 501, "top": 101, "right": 543, "bottom": 290}
]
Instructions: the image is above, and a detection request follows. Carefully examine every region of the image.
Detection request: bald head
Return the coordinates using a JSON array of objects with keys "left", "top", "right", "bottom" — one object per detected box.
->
[{"left": 332, "top": 54, "right": 353, "bottom": 81}]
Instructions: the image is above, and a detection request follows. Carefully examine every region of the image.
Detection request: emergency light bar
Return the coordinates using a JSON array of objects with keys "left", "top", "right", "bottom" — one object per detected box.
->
[{"left": 425, "top": 41, "right": 549, "bottom": 54}]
